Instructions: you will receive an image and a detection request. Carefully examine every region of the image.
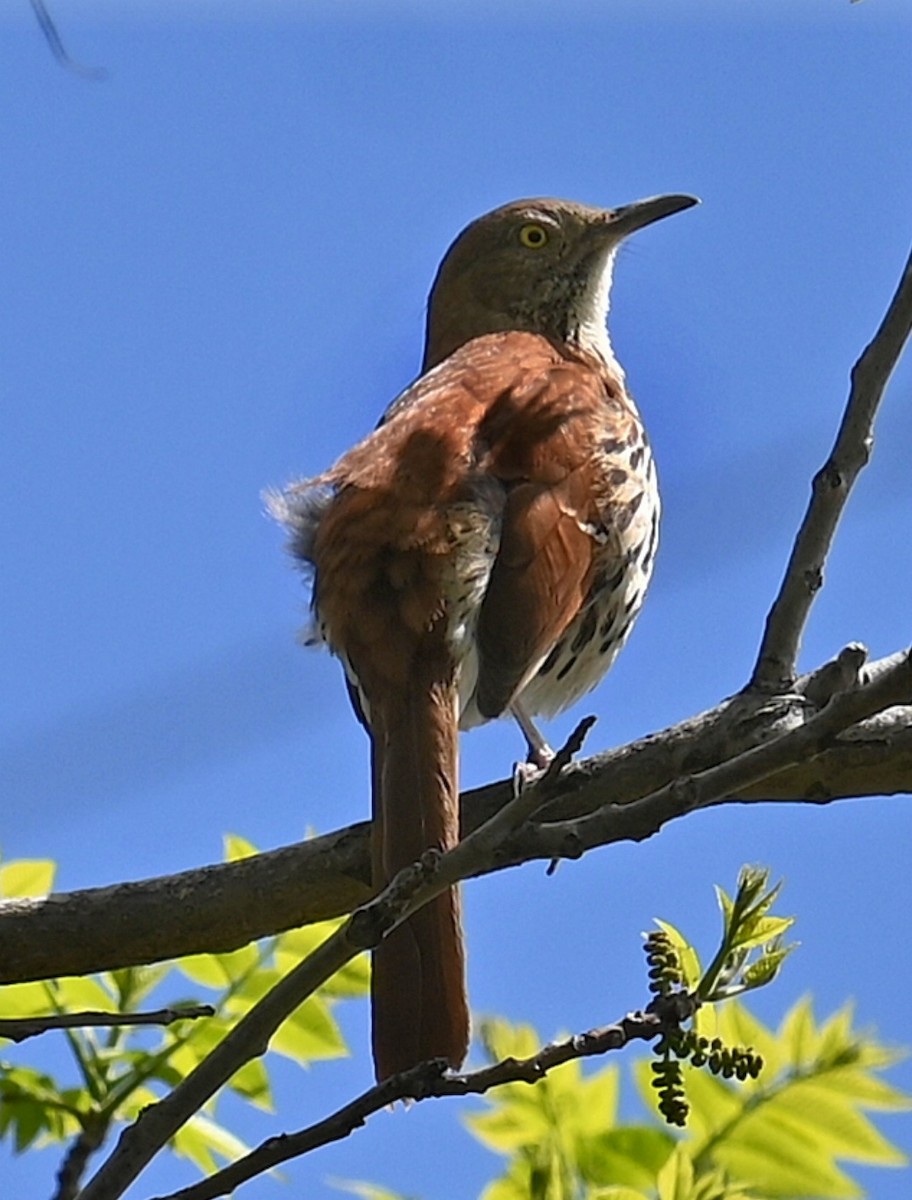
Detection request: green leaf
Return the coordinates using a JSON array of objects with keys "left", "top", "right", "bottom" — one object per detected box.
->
[
  {"left": 47, "top": 976, "right": 118, "bottom": 1013},
  {"left": 0, "top": 980, "right": 57, "bottom": 1019},
  {"left": 11, "top": 1094, "right": 47, "bottom": 1152},
  {"left": 211, "top": 944, "right": 262, "bottom": 984},
  {"left": 480, "top": 1158, "right": 543, "bottom": 1200},
  {"left": 273, "top": 923, "right": 330, "bottom": 955},
  {"left": 221, "top": 965, "right": 285, "bottom": 1014},
  {"left": 824, "top": 1065, "right": 912, "bottom": 1110},
  {"left": 480, "top": 1017, "right": 543, "bottom": 1062},
  {"left": 465, "top": 1092, "right": 554, "bottom": 1153},
  {"left": 227, "top": 1057, "right": 273, "bottom": 1111},
  {"left": 588, "top": 1189, "right": 652, "bottom": 1200},
  {"left": 115, "top": 1083, "right": 161, "bottom": 1121},
  {"left": 223, "top": 833, "right": 259, "bottom": 862},
  {"left": 715, "top": 1001, "right": 781, "bottom": 1079},
  {"left": 322, "top": 951, "right": 371, "bottom": 998},
  {"left": 275, "top": 922, "right": 370, "bottom": 996},
  {"left": 0, "top": 1064, "right": 67, "bottom": 1108},
  {"left": 711, "top": 1106, "right": 862, "bottom": 1197},
  {"left": 0, "top": 859, "right": 56, "bottom": 898},
  {"left": 270, "top": 995, "right": 348, "bottom": 1063},
  {"left": 274, "top": 923, "right": 366, "bottom": 997},
  {"left": 691, "top": 1167, "right": 760, "bottom": 1200},
  {"left": 537, "top": 1054, "right": 584, "bottom": 1105},
  {"left": 0, "top": 1065, "right": 83, "bottom": 1150},
  {"left": 656, "top": 1145, "right": 695, "bottom": 1200},
  {"left": 176, "top": 944, "right": 260, "bottom": 988},
  {"left": 673, "top": 1068, "right": 743, "bottom": 1145},
  {"left": 733, "top": 868, "right": 778, "bottom": 920},
  {"left": 167, "top": 1014, "right": 235, "bottom": 1079},
  {"left": 693, "top": 1003, "right": 718, "bottom": 1043},
  {"left": 778, "top": 994, "right": 820, "bottom": 1066},
  {"left": 714, "top": 886, "right": 734, "bottom": 929},
  {"left": 729, "top": 916, "right": 794, "bottom": 953},
  {"left": 105, "top": 965, "right": 172, "bottom": 1009},
  {"left": 574, "top": 1064, "right": 621, "bottom": 1136},
  {"left": 817, "top": 1002, "right": 872, "bottom": 1066},
  {"left": 653, "top": 921, "right": 702, "bottom": 991},
  {"left": 773, "top": 1079, "right": 907, "bottom": 1165},
  {"left": 576, "top": 1125, "right": 674, "bottom": 1188},
  {"left": 171, "top": 1111, "right": 251, "bottom": 1174},
  {"left": 0, "top": 1069, "right": 57, "bottom": 1152},
  {"left": 685, "top": 997, "right": 910, "bottom": 1199},
  {"left": 330, "top": 1180, "right": 412, "bottom": 1200},
  {"left": 740, "top": 947, "right": 792, "bottom": 990},
  {"left": 174, "top": 954, "right": 234, "bottom": 989}
]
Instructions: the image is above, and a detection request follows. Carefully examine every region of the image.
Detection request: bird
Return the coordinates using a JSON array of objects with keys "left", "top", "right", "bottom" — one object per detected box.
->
[{"left": 269, "top": 193, "right": 698, "bottom": 1081}]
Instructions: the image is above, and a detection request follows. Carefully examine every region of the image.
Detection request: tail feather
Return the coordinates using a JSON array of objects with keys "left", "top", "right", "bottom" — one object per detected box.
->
[{"left": 370, "top": 677, "right": 469, "bottom": 1081}]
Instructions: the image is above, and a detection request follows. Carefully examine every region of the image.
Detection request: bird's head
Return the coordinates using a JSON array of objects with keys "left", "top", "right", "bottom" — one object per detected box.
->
[{"left": 424, "top": 194, "right": 698, "bottom": 369}]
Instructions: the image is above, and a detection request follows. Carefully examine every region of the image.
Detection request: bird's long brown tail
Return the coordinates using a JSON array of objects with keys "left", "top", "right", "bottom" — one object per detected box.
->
[{"left": 370, "top": 675, "right": 469, "bottom": 1082}]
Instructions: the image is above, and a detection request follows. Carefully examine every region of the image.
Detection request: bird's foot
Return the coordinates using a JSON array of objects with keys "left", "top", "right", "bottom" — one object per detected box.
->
[
  {"left": 512, "top": 758, "right": 546, "bottom": 797},
  {"left": 510, "top": 700, "right": 554, "bottom": 770}
]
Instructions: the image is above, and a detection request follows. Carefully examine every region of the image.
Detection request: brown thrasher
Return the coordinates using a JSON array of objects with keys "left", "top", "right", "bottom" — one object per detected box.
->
[{"left": 270, "top": 194, "right": 698, "bottom": 1081}]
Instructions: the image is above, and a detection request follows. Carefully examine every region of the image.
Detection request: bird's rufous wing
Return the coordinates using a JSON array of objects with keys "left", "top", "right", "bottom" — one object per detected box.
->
[
  {"left": 470, "top": 349, "right": 625, "bottom": 719},
  {"left": 291, "top": 333, "right": 624, "bottom": 722}
]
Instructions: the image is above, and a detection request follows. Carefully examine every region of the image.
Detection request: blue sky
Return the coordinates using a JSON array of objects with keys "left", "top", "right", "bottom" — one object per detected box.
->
[{"left": 2, "top": 1, "right": 912, "bottom": 1196}]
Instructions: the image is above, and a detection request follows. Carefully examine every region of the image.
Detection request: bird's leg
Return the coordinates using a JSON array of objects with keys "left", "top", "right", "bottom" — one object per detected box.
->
[{"left": 510, "top": 700, "right": 554, "bottom": 770}]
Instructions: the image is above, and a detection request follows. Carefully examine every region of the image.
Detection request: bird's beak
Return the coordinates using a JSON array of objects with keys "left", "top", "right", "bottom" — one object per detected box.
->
[{"left": 609, "top": 193, "right": 700, "bottom": 237}]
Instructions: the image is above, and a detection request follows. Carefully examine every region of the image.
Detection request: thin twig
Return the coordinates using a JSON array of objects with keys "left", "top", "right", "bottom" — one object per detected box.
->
[
  {"left": 76, "top": 922, "right": 360, "bottom": 1200},
  {"left": 28, "top": 0, "right": 107, "bottom": 80},
  {"left": 53, "top": 1115, "right": 107, "bottom": 1200},
  {"left": 74, "top": 722, "right": 596, "bottom": 1200},
  {"left": 527, "top": 648, "right": 912, "bottom": 862},
  {"left": 151, "top": 998, "right": 691, "bottom": 1200},
  {"left": 0, "top": 1005, "right": 214, "bottom": 1044},
  {"left": 751, "top": 245, "right": 912, "bottom": 691}
]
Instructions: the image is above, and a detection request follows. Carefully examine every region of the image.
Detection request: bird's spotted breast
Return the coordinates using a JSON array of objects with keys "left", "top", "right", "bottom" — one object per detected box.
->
[{"left": 516, "top": 418, "right": 659, "bottom": 717}]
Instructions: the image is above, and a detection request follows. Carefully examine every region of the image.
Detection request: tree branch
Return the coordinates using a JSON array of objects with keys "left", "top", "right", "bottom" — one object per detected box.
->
[
  {"left": 3, "top": 689, "right": 912, "bottom": 987},
  {"left": 28, "top": 0, "right": 107, "bottom": 80},
  {"left": 151, "top": 997, "right": 691, "bottom": 1200},
  {"left": 74, "top": 724, "right": 597, "bottom": 1200},
  {"left": 523, "top": 649, "right": 912, "bottom": 862},
  {"left": 54, "top": 1115, "right": 107, "bottom": 1200},
  {"left": 0, "top": 827, "right": 373, "bottom": 986},
  {"left": 0, "top": 1005, "right": 214, "bottom": 1044},
  {"left": 751, "top": 244, "right": 912, "bottom": 691}
]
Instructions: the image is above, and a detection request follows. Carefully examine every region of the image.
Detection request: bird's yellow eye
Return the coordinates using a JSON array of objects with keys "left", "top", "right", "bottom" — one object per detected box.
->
[{"left": 518, "top": 222, "right": 549, "bottom": 249}]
